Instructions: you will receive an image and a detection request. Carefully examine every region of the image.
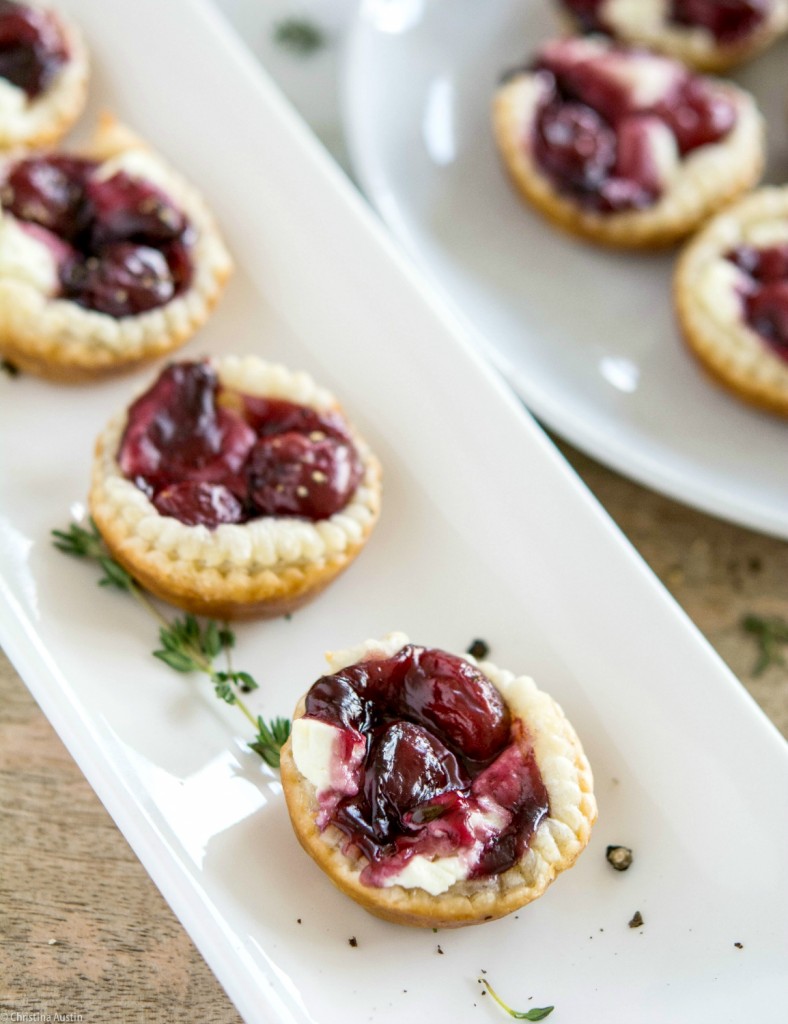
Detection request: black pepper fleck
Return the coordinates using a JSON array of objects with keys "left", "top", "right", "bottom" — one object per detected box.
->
[
  {"left": 467, "top": 639, "right": 490, "bottom": 659},
  {"left": 734, "top": 942, "right": 743, "bottom": 949},
  {"left": 348, "top": 936, "right": 358, "bottom": 947},
  {"left": 297, "top": 918, "right": 302, "bottom": 924},
  {"left": 628, "top": 911, "right": 644, "bottom": 929},
  {"left": 606, "top": 845, "right": 633, "bottom": 871},
  {"left": 436, "top": 945, "right": 444, "bottom": 955}
]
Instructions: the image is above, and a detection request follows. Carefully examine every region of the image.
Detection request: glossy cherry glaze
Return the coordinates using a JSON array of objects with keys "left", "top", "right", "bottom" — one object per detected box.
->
[
  {"left": 302, "top": 644, "right": 550, "bottom": 885},
  {"left": 561, "top": 0, "right": 767, "bottom": 42},
  {"left": 0, "top": 0, "right": 67, "bottom": 98},
  {"left": 727, "top": 243, "right": 788, "bottom": 358},
  {"left": 671, "top": 0, "right": 768, "bottom": 42},
  {"left": 118, "top": 361, "right": 363, "bottom": 528},
  {"left": 1, "top": 155, "right": 193, "bottom": 316},
  {"left": 528, "top": 42, "right": 736, "bottom": 212}
]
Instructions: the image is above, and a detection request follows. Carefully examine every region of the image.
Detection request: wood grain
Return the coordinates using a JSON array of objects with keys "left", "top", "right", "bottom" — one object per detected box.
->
[{"left": 0, "top": 441, "right": 786, "bottom": 1023}]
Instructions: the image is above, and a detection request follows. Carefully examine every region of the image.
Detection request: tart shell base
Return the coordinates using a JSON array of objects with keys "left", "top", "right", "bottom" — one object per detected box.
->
[
  {"left": 0, "top": 114, "right": 233, "bottom": 382},
  {"left": 87, "top": 356, "right": 383, "bottom": 620},
  {"left": 492, "top": 76, "right": 764, "bottom": 249},
  {"left": 280, "top": 650, "right": 597, "bottom": 929},
  {"left": 90, "top": 491, "right": 375, "bottom": 621},
  {"left": 674, "top": 187, "right": 788, "bottom": 417}
]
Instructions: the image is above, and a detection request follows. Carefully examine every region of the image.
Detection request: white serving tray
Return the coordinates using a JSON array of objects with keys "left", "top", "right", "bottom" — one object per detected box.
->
[{"left": 1, "top": 2, "right": 786, "bottom": 1022}]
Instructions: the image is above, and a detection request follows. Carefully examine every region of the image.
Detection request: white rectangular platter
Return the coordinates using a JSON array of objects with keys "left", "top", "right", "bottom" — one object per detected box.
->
[{"left": 1, "top": 2, "right": 786, "bottom": 1022}]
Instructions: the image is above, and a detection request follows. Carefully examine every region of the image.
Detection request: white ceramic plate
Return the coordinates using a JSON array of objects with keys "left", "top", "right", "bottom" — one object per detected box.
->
[
  {"left": 1, "top": 2, "right": 787, "bottom": 1022},
  {"left": 343, "top": 0, "right": 788, "bottom": 539}
]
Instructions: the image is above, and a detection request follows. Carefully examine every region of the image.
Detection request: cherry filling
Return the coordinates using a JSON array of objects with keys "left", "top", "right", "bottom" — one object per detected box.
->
[
  {"left": 528, "top": 42, "right": 736, "bottom": 211},
  {"left": 118, "top": 361, "right": 363, "bottom": 528},
  {"left": 302, "top": 645, "right": 550, "bottom": 887},
  {"left": 0, "top": 0, "right": 67, "bottom": 98},
  {"left": 726, "top": 243, "right": 788, "bottom": 359},
  {"left": 671, "top": 0, "right": 768, "bottom": 43},
  {"left": 562, "top": 0, "right": 767, "bottom": 42},
  {"left": 0, "top": 155, "right": 193, "bottom": 316}
]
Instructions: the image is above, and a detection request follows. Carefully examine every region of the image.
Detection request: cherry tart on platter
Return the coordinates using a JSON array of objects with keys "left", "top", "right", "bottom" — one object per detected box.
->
[
  {"left": 89, "top": 357, "right": 381, "bottom": 619},
  {"left": 280, "top": 633, "right": 596, "bottom": 929},
  {"left": 0, "top": 0, "right": 88, "bottom": 149},
  {"left": 675, "top": 186, "right": 788, "bottom": 416},
  {"left": 493, "top": 36, "right": 764, "bottom": 248},
  {"left": 0, "top": 114, "right": 232, "bottom": 380},
  {"left": 556, "top": 0, "right": 788, "bottom": 72}
]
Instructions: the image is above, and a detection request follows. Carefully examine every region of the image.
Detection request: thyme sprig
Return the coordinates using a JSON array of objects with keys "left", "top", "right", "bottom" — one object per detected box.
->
[
  {"left": 272, "top": 18, "right": 326, "bottom": 55},
  {"left": 52, "top": 519, "right": 289, "bottom": 765},
  {"left": 480, "top": 978, "right": 554, "bottom": 1020},
  {"left": 741, "top": 613, "right": 788, "bottom": 676}
]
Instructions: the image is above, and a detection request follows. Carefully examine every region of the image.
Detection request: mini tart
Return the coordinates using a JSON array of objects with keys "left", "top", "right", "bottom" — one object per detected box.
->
[
  {"left": 556, "top": 0, "right": 788, "bottom": 73},
  {"left": 0, "top": 114, "right": 232, "bottom": 381},
  {"left": 675, "top": 186, "right": 788, "bottom": 416},
  {"left": 493, "top": 36, "right": 764, "bottom": 248},
  {"left": 280, "top": 634, "right": 597, "bottom": 929},
  {"left": 0, "top": 1, "right": 88, "bottom": 149},
  {"left": 89, "top": 356, "right": 382, "bottom": 619}
]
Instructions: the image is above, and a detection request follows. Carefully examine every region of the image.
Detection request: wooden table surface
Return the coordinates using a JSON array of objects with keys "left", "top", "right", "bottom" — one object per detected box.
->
[{"left": 1, "top": 441, "right": 787, "bottom": 1024}]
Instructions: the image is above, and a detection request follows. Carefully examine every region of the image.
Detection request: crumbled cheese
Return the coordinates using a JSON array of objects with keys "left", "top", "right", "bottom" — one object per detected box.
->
[
  {"left": 0, "top": 218, "right": 58, "bottom": 293},
  {"left": 382, "top": 854, "right": 467, "bottom": 896}
]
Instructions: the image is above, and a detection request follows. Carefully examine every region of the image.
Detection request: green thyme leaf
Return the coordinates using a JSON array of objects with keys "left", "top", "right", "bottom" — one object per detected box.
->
[
  {"left": 250, "top": 716, "right": 291, "bottom": 767},
  {"left": 54, "top": 518, "right": 287, "bottom": 768},
  {"left": 741, "top": 613, "right": 788, "bottom": 675},
  {"left": 273, "top": 18, "right": 325, "bottom": 55},
  {"left": 480, "top": 979, "right": 553, "bottom": 1020},
  {"left": 153, "top": 649, "right": 198, "bottom": 673}
]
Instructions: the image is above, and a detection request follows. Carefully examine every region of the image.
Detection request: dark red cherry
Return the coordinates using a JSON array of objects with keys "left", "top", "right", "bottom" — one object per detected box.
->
[
  {"left": 0, "top": 1, "right": 67, "bottom": 97},
  {"left": 368, "top": 722, "right": 468, "bottom": 837},
  {"left": 534, "top": 100, "right": 617, "bottom": 197},
  {"left": 400, "top": 648, "right": 511, "bottom": 763},
  {"left": 671, "top": 0, "right": 767, "bottom": 42},
  {"left": 656, "top": 77, "right": 736, "bottom": 154},
  {"left": 305, "top": 673, "right": 373, "bottom": 733},
  {"left": 729, "top": 244, "right": 788, "bottom": 284},
  {"left": 239, "top": 394, "right": 354, "bottom": 443},
  {"left": 152, "top": 481, "right": 244, "bottom": 528},
  {"left": 2, "top": 156, "right": 95, "bottom": 239},
  {"left": 560, "top": 0, "right": 608, "bottom": 31},
  {"left": 87, "top": 172, "right": 188, "bottom": 246},
  {"left": 745, "top": 282, "right": 788, "bottom": 354},
  {"left": 118, "top": 362, "right": 256, "bottom": 490},
  {"left": 61, "top": 243, "right": 177, "bottom": 317},
  {"left": 246, "top": 431, "right": 361, "bottom": 521}
]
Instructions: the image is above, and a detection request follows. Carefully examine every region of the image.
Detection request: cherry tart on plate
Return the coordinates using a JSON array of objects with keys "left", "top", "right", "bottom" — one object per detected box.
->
[
  {"left": 0, "top": 114, "right": 232, "bottom": 380},
  {"left": 89, "top": 356, "right": 382, "bottom": 619},
  {"left": 493, "top": 35, "right": 764, "bottom": 248},
  {"left": 675, "top": 186, "right": 788, "bottom": 415},
  {"left": 279, "top": 633, "right": 596, "bottom": 928},
  {"left": 555, "top": 0, "right": 788, "bottom": 72},
  {"left": 0, "top": 0, "right": 88, "bottom": 149}
]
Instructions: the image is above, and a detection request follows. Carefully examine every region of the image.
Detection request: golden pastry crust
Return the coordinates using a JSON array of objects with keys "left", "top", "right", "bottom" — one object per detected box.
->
[
  {"left": 492, "top": 61, "right": 764, "bottom": 249},
  {"left": 88, "top": 356, "right": 382, "bottom": 619},
  {"left": 557, "top": 0, "right": 788, "bottom": 72},
  {"left": 280, "top": 635, "right": 597, "bottom": 929},
  {"left": 675, "top": 186, "right": 788, "bottom": 416},
  {"left": 0, "top": 114, "right": 232, "bottom": 381},
  {"left": 0, "top": 2, "right": 89, "bottom": 149}
]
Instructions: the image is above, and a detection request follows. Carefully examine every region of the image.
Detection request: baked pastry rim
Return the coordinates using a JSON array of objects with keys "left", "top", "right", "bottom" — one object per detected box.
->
[
  {"left": 280, "top": 633, "right": 597, "bottom": 928},
  {"left": 556, "top": 0, "right": 788, "bottom": 72},
  {"left": 88, "top": 355, "right": 382, "bottom": 619},
  {"left": 492, "top": 55, "right": 765, "bottom": 248},
  {"left": 0, "top": 114, "right": 232, "bottom": 381},
  {"left": 0, "top": 1, "right": 89, "bottom": 148},
  {"left": 674, "top": 186, "right": 788, "bottom": 416}
]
